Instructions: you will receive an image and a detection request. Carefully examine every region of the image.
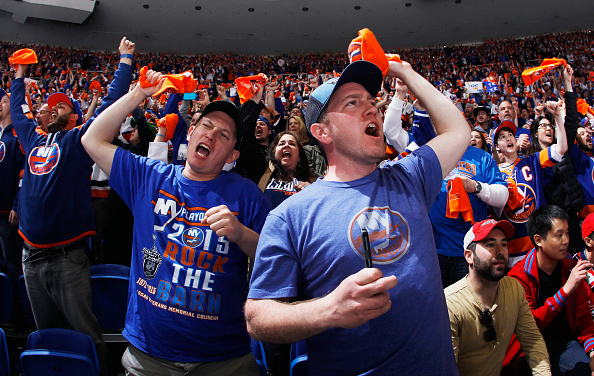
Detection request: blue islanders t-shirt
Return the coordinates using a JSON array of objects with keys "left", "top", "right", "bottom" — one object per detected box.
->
[
  {"left": 110, "top": 147, "right": 271, "bottom": 362},
  {"left": 249, "top": 146, "right": 459, "bottom": 376}
]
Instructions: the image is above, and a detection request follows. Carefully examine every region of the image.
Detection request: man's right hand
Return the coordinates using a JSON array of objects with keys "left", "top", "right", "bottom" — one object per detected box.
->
[
  {"left": 322, "top": 268, "right": 398, "bottom": 329},
  {"left": 564, "top": 260, "right": 594, "bottom": 295}
]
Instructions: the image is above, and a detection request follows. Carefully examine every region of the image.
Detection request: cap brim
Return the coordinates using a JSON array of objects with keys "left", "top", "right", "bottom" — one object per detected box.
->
[
  {"left": 47, "top": 93, "right": 73, "bottom": 110},
  {"left": 305, "top": 60, "right": 382, "bottom": 129}
]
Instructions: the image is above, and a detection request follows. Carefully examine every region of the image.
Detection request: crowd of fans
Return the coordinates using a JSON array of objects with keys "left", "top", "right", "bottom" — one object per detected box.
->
[{"left": 2, "top": 28, "right": 594, "bottom": 376}]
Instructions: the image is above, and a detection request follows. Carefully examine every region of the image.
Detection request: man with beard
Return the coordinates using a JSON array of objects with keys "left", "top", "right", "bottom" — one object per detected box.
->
[
  {"left": 473, "top": 105, "right": 491, "bottom": 135},
  {"left": 445, "top": 219, "right": 550, "bottom": 376},
  {"left": 9, "top": 37, "right": 135, "bottom": 376}
]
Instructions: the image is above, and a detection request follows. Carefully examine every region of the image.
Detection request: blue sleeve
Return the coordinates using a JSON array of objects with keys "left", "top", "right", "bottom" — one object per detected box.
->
[
  {"left": 110, "top": 147, "right": 167, "bottom": 212},
  {"left": 481, "top": 149, "right": 506, "bottom": 186},
  {"left": 9, "top": 77, "right": 41, "bottom": 153},
  {"left": 91, "top": 62, "right": 134, "bottom": 121},
  {"left": 412, "top": 108, "right": 437, "bottom": 147}
]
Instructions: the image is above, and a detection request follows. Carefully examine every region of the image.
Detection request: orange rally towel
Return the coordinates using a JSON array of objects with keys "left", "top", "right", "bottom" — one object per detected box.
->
[
  {"left": 235, "top": 73, "right": 268, "bottom": 104},
  {"left": 521, "top": 58, "right": 567, "bottom": 86},
  {"left": 505, "top": 179, "right": 523, "bottom": 211},
  {"left": 9, "top": 49, "right": 38, "bottom": 65},
  {"left": 157, "top": 113, "right": 179, "bottom": 142},
  {"left": 348, "top": 28, "right": 401, "bottom": 77},
  {"left": 139, "top": 66, "right": 197, "bottom": 97},
  {"left": 577, "top": 98, "right": 594, "bottom": 116},
  {"left": 88, "top": 80, "right": 102, "bottom": 92},
  {"left": 446, "top": 177, "right": 474, "bottom": 224}
]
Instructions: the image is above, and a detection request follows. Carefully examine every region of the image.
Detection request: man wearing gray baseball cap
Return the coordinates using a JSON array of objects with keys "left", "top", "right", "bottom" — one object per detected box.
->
[{"left": 246, "top": 58, "right": 470, "bottom": 374}]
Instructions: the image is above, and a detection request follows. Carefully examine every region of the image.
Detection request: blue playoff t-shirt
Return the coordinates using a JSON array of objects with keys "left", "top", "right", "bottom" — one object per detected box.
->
[
  {"left": 430, "top": 146, "right": 506, "bottom": 257},
  {"left": 249, "top": 146, "right": 459, "bottom": 376},
  {"left": 110, "top": 148, "right": 271, "bottom": 362}
]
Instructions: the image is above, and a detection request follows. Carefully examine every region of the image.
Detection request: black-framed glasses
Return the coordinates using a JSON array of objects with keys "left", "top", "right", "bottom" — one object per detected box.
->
[{"left": 479, "top": 309, "right": 497, "bottom": 342}]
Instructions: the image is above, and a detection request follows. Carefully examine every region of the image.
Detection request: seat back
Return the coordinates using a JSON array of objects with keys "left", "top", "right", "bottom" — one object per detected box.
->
[
  {"left": 20, "top": 350, "right": 98, "bottom": 376},
  {"left": 0, "top": 328, "right": 10, "bottom": 376},
  {"left": 0, "top": 273, "right": 12, "bottom": 324},
  {"left": 26, "top": 328, "right": 99, "bottom": 375},
  {"left": 17, "top": 276, "right": 35, "bottom": 328},
  {"left": 290, "top": 340, "right": 308, "bottom": 376},
  {"left": 250, "top": 338, "right": 267, "bottom": 376},
  {"left": 90, "top": 264, "right": 130, "bottom": 278},
  {"left": 90, "top": 275, "right": 130, "bottom": 331}
]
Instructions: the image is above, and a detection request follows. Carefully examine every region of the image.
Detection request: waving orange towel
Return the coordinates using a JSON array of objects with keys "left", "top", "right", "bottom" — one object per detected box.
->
[
  {"left": 577, "top": 98, "right": 594, "bottom": 116},
  {"left": 235, "top": 74, "right": 268, "bottom": 104},
  {"left": 521, "top": 58, "right": 567, "bottom": 86},
  {"left": 348, "top": 28, "right": 401, "bottom": 77},
  {"left": 88, "top": 80, "right": 102, "bottom": 92},
  {"left": 446, "top": 177, "right": 474, "bottom": 224},
  {"left": 139, "top": 66, "right": 197, "bottom": 97},
  {"left": 505, "top": 178, "right": 525, "bottom": 211},
  {"left": 157, "top": 113, "right": 179, "bottom": 142},
  {"left": 9, "top": 49, "right": 38, "bottom": 65}
]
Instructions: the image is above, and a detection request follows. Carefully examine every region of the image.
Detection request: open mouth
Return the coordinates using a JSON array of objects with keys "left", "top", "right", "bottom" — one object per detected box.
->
[
  {"left": 196, "top": 143, "right": 210, "bottom": 157},
  {"left": 470, "top": 140, "right": 477, "bottom": 146},
  {"left": 365, "top": 123, "right": 379, "bottom": 137},
  {"left": 255, "top": 128, "right": 263, "bottom": 136},
  {"left": 282, "top": 150, "right": 292, "bottom": 158}
]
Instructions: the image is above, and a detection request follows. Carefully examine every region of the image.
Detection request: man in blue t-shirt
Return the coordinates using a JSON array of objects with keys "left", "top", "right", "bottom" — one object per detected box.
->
[
  {"left": 245, "top": 59, "right": 470, "bottom": 375},
  {"left": 83, "top": 68, "right": 270, "bottom": 375}
]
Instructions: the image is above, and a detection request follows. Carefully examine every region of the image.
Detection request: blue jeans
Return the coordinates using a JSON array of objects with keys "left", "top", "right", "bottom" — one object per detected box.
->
[
  {"left": 437, "top": 254, "right": 468, "bottom": 288},
  {"left": 555, "top": 340, "right": 591, "bottom": 376},
  {"left": 0, "top": 213, "right": 23, "bottom": 268},
  {"left": 22, "top": 244, "right": 108, "bottom": 376}
]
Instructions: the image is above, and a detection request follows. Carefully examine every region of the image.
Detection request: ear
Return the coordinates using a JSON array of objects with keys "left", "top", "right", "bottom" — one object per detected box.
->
[
  {"left": 187, "top": 125, "right": 195, "bottom": 142},
  {"left": 584, "top": 236, "right": 594, "bottom": 249},
  {"left": 226, "top": 149, "right": 240, "bottom": 164},
  {"left": 533, "top": 234, "right": 544, "bottom": 248},
  {"left": 464, "top": 248, "right": 473, "bottom": 266},
  {"left": 70, "top": 113, "right": 79, "bottom": 122},
  {"left": 310, "top": 122, "right": 332, "bottom": 146}
]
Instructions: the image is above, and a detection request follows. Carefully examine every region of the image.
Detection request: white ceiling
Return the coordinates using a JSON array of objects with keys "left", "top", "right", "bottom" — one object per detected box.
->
[{"left": 1, "top": 0, "right": 593, "bottom": 56}]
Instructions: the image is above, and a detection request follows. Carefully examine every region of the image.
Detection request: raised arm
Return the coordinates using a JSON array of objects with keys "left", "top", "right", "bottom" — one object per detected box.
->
[
  {"left": 546, "top": 100, "right": 568, "bottom": 156},
  {"left": 387, "top": 61, "right": 469, "bottom": 178},
  {"left": 82, "top": 69, "right": 163, "bottom": 176}
]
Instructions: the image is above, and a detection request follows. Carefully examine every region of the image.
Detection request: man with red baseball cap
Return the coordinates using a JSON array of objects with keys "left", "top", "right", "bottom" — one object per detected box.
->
[
  {"left": 573, "top": 213, "right": 594, "bottom": 292},
  {"left": 445, "top": 219, "right": 550, "bottom": 376}
]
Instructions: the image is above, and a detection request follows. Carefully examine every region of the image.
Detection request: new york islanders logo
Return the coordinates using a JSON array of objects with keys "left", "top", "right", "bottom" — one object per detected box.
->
[
  {"left": 504, "top": 183, "right": 536, "bottom": 223},
  {"left": 348, "top": 207, "right": 410, "bottom": 264},
  {"left": 28, "top": 144, "right": 60, "bottom": 175},
  {"left": 0, "top": 141, "right": 5, "bottom": 163},
  {"left": 182, "top": 227, "right": 204, "bottom": 248}
]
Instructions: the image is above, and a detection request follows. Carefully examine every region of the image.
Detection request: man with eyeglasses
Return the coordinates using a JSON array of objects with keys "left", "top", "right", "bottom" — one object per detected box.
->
[
  {"left": 507, "top": 205, "right": 594, "bottom": 375},
  {"left": 35, "top": 103, "right": 51, "bottom": 133},
  {"left": 445, "top": 219, "right": 550, "bottom": 376}
]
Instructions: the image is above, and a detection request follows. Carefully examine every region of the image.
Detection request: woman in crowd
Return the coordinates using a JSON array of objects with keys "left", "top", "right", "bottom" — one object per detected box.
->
[
  {"left": 257, "top": 131, "right": 315, "bottom": 209},
  {"left": 469, "top": 129, "right": 489, "bottom": 152},
  {"left": 286, "top": 116, "right": 326, "bottom": 177}
]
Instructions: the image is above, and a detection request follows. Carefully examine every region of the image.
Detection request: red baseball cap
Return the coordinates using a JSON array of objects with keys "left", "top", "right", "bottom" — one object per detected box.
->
[
  {"left": 582, "top": 213, "right": 594, "bottom": 238},
  {"left": 463, "top": 219, "right": 514, "bottom": 250}
]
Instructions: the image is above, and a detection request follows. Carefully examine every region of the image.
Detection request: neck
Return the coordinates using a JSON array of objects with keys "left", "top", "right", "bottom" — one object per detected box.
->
[
  {"left": 181, "top": 165, "right": 221, "bottom": 182},
  {"left": 0, "top": 116, "right": 10, "bottom": 129},
  {"left": 585, "top": 248, "right": 594, "bottom": 264},
  {"left": 536, "top": 248, "right": 557, "bottom": 274},
  {"left": 501, "top": 152, "right": 517, "bottom": 165},
  {"left": 467, "top": 271, "right": 499, "bottom": 309},
  {"left": 323, "top": 160, "right": 377, "bottom": 182}
]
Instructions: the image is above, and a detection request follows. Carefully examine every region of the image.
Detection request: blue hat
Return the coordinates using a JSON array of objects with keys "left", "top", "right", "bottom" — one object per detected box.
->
[
  {"left": 0, "top": 89, "right": 7, "bottom": 100},
  {"left": 47, "top": 92, "right": 84, "bottom": 126},
  {"left": 305, "top": 60, "right": 382, "bottom": 132},
  {"left": 257, "top": 116, "right": 270, "bottom": 129}
]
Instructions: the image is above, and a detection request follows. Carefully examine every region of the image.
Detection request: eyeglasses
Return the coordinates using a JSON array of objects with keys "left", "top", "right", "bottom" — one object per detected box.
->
[
  {"left": 538, "top": 123, "right": 554, "bottom": 130},
  {"left": 479, "top": 309, "right": 497, "bottom": 342}
]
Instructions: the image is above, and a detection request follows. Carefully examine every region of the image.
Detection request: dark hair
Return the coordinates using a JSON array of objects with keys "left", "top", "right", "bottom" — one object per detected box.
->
[
  {"left": 527, "top": 205, "right": 568, "bottom": 246},
  {"left": 467, "top": 241, "right": 477, "bottom": 252},
  {"left": 528, "top": 113, "right": 555, "bottom": 156},
  {"left": 267, "top": 131, "right": 311, "bottom": 182},
  {"left": 470, "top": 130, "right": 489, "bottom": 152}
]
